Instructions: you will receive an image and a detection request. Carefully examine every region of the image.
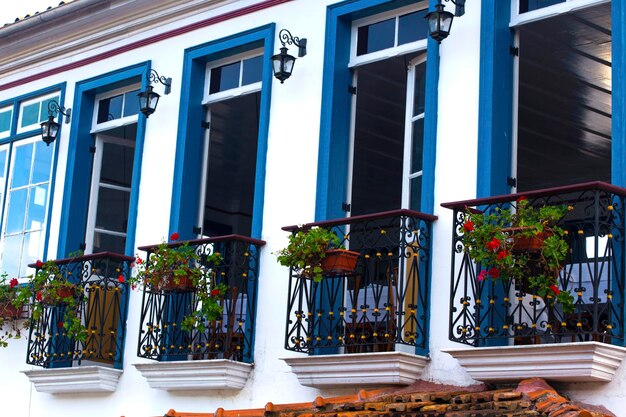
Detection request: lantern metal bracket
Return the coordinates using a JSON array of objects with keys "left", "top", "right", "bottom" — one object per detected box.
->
[
  {"left": 148, "top": 69, "right": 172, "bottom": 95},
  {"left": 48, "top": 100, "right": 71, "bottom": 124},
  {"left": 443, "top": 0, "right": 465, "bottom": 17},
  {"left": 278, "top": 29, "right": 307, "bottom": 58}
]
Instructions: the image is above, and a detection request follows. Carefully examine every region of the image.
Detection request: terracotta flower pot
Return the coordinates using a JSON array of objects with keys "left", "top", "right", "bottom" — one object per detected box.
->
[
  {"left": 320, "top": 249, "right": 360, "bottom": 275},
  {"left": 147, "top": 272, "right": 195, "bottom": 291},
  {"left": 503, "top": 227, "right": 552, "bottom": 254}
]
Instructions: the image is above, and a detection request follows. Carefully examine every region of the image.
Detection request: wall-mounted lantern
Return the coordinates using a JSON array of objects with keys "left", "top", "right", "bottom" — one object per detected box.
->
[
  {"left": 40, "top": 100, "right": 71, "bottom": 146},
  {"left": 425, "top": 0, "right": 465, "bottom": 43},
  {"left": 271, "top": 29, "right": 307, "bottom": 83},
  {"left": 138, "top": 69, "right": 172, "bottom": 117}
]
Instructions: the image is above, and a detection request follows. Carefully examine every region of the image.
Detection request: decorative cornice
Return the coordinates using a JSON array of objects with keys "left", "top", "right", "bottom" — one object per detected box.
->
[
  {"left": 133, "top": 359, "right": 254, "bottom": 390},
  {"left": 282, "top": 351, "right": 429, "bottom": 388},
  {"left": 21, "top": 365, "right": 123, "bottom": 394},
  {"left": 444, "top": 341, "right": 626, "bottom": 382}
]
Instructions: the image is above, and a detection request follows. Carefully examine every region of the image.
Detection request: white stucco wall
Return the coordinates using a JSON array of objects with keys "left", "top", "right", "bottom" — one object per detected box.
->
[{"left": 0, "top": 1, "right": 624, "bottom": 416}]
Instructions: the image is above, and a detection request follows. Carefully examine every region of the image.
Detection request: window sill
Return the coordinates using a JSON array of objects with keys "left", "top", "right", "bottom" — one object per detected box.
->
[
  {"left": 21, "top": 366, "right": 122, "bottom": 394},
  {"left": 282, "top": 351, "right": 429, "bottom": 388},
  {"left": 133, "top": 359, "right": 253, "bottom": 391},
  {"left": 444, "top": 341, "right": 626, "bottom": 383}
]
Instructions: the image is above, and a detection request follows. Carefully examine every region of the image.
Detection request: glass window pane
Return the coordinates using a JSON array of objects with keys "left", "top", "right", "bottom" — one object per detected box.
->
[
  {"left": 242, "top": 56, "right": 263, "bottom": 86},
  {"left": 39, "top": 96, "right": 60, "bottom": 123},
  {"left": 519, "top": 0, "right": 565, "bottom": 13},
  {"left": 6, "top": 188, "right": 28, "bottom": 233},
  {"left": 95, "top": 187, "right": 130, "bottom": 233},
  {"left": 2, "top": 234, "right": 23, "bottom": 278},
  {"left": 0, "top": 109, "right": 12, "bottom": 134},
  {"left": 411, "top": 118, "right": 424, "bottom": 174},
  {"left": 21, "top": 231, "right": 42, "bottom": 278},
  {"left": 413, "top": 63, "right": 427, "bottom": 116},
  {"left": 123, "top": 90, "right": 140, "bottom": 117},
  {"left": 356, "top": 18, "right": 395, "bottom": 56},
  {"left": 100, "top": 143, "right": 134, "bottom": 187},
  {"left": 398, "top": 10, "right": 429, "bottom": 45},
  {"left": 93, "top": 231, "right": 126, "bottom": 254},
  {"left": 410, "top": 176, "right": 422, "bottom": 211},
  {"left": 26, "top": 185, "right": 48, "bottom": 230},
  {"left": 21, "top": 103, "right": 39, "bottom": 128},
  {"left": 209, "top": 61, "right": 241, "bottom": 94},
  {"left": 97, "top": 95, "right": 123, "bottom": 123},
  {"left": 11, "top": 143, "right": 33, "bottom": 188},
  {"left": 32, "top": 141, "right": 53, "bottom": 184}
]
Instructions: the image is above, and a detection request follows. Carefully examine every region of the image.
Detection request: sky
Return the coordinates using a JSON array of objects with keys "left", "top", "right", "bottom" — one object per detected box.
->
[{"left": 0, "top": 0, "right": 61, "bottom": 26}]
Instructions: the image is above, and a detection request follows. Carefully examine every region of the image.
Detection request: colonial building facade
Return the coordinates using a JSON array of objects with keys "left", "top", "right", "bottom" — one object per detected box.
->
[{"left": 0, "top": 0, "right": 625, "bottom": 416}]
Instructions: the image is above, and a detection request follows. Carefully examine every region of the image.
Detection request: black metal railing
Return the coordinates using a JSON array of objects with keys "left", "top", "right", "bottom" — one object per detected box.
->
[
  {"left": 26, "top": 252, "right": 133, "bottom": 368},
  {"left": 442, "top": 181, "right": 626, "bottom": 346},
  {"left": 283, "top": 209, "right": 436, "bottom": 354},
  {"left": 137, "top": 235, "right": 264, "bottom": 363}
]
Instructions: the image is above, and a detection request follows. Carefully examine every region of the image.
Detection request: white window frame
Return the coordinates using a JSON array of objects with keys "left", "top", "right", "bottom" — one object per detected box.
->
[
  {"left": 202, "top": 48, "right": 264, "bottom": 105},
  {"left": 0, "top": 106, "right": 13, "bottom": 140},
  {"left": 510, "top": 0, "right": 609, "bottom": 27},
  {"left": 349, "top": 1, "right": 428, "bottom": 68},
  {"left": 0, "top": 136, "right": 54, "bottom": 279},
  {"left": 85, "top": 134, "right": 135, "bottom": 254},
  {"left": 91, "top": 84, "right": 140, "bottom": 134},
  {"left": 16, "top": 92, "right": 60, "bottom": 135}
]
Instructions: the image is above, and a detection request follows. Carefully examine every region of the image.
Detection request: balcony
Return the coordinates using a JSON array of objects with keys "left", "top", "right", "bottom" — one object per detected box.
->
[
  {"left": 22, "top": 252, "right": 133, "bottom": 393},
  {"left": 441, "top": 182, "right": 626, "bottom": 382},
  {"left": 281, "top": 209, "right": 435, "bottom": 388},
  {"left": 133, "top": 234, "right": 265, "bottom": 391}
]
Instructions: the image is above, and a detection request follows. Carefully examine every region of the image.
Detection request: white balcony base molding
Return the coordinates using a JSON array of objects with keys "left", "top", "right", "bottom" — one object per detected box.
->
[
  {"left": 444, "top": 341, "right": 626, "bottom": 383},
  {"left": 21, "top": 366, "right": 122, "bottom": 394},
  {"left": 282, "top": 351, "right": 429, "bottom": 388},
  {"left": 133, "top": 359, "right": 253, "bottom": 391}
]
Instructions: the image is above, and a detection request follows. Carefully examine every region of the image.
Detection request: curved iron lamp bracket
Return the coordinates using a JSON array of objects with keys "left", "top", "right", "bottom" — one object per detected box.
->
[
  {"left": 48, "top": 100, "right": 71, "bottom": 124},
  {"left": 278, "top": 29, "right": 307, "bottom": 57},
  {"left": 148, "top": 69, "right": 172, "bottom": 95}
]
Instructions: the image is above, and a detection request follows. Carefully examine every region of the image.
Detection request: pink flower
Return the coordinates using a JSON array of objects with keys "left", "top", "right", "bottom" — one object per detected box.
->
[
  {"left": 463, "top": 220, "right": 474, "bottom": 232},
  {"left": 170, "top": 232, "right": 180, "bottom": 241},
  {"left": 478, "top": 270, "right": 488, "bottom": 282},
  {"left": 118, "top": 274, "right": 124, "bottom": 283},
  {"left": 550, "top": 285, "right": 561, "bottom": 295},
  {"left": 9, "top": 278, "right": 18, "bottom": 288}
]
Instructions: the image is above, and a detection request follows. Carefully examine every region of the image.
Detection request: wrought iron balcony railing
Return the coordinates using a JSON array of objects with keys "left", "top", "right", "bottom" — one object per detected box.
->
[
  {"left": 26, "top": 252, "right": 133, "bottom": 368},
  {"left": 137, "top": 235, "right": 265, "bottom": 362},
  {"left": 442, "top": 182, "right": 626, "bottom": 347},
  {"left": 283, "top": 209, "right": 436, "bottom": 354}
]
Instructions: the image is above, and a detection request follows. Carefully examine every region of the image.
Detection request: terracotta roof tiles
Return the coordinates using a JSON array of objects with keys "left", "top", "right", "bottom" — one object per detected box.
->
[
  {"left": 3, "top": 1, "right": 75, "bottom": 27},
  {"left": 163, "top": 379, "right": 615, "bottom": 417}
]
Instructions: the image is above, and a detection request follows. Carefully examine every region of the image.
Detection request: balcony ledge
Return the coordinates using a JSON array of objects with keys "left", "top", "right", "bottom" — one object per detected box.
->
[
  {"left": 444, "top": 341, "right": 626, "bottom": 383},
  {"left": 282, "top": 351, "right": 429, "bottom": 388},
  {"left": 133, "top": 359, "right": 253, "bottom": 391},
  {"left": 21, "top": 366, "right": 122, "bottom": 394}
]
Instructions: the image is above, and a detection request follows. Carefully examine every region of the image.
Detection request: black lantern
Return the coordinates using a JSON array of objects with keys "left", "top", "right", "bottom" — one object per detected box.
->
[
  {"left": 271, "top": 29, "right": 307, "bottom": 83},
  {"left": 425, "top": 0, "right": 465, "bottom": 43},
  {"left": 40, "top": 100, "right": 71, "bottom": 146},
  {"left": 138, "top": 69, "right": 172, "bottom": 117}
]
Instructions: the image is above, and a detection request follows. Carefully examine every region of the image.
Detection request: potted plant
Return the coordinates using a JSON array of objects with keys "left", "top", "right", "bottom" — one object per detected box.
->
[
  {"left": 0, "top": 275, "right": 28, "bottom": 348},
  {"left": 461, "top": 196, "right": 574, "bottom": 313},
  {"left": 276, "top": 226, "right": 359, "bottom": 282},
  {"left": 132, "top": 233, "right": 225, "bottom": 332}
]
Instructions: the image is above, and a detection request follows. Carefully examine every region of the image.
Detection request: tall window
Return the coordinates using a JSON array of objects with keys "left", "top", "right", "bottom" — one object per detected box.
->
[{"left": 0, "top": 91, "right": 59, "bottom": 278}]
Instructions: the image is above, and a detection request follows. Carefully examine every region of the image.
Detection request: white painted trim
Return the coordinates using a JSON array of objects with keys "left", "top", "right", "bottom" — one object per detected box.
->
[
  {"left": 510, "top": 0, "right": 610, "bottom": 27},
  {"left": 21, "top": 366, "right": 123, "bottom": 394},
  {"left": 444, "top": 342, "right": 626, "bottom": 382},
  {"left": 133, "top": 359, "right": 253, "bottom": 391},
  {"left": 282, "top": 351, "right": 429, "bottom": 388}
]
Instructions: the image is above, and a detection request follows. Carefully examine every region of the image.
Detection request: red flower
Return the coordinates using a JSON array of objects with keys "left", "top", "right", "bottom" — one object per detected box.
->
[
  {"left": 170, "top": 232, "right": 180, "bottom": 241},
  {"left": 136, "top": 257, "right": 143, "bottom": 264},
  {"left": 477, "top": 270, "right": 488, "bottom": 282},
  {"left": 463, "top": 220, "right": 474, "bottom": 232},
  {"left": 131, "top": 284, "right": 137, "bottom": 291},
  {"left": 35, "top": 260, "right": 44, "bottom": 268},
  {"left": 9, "top": 278, "right": 18, "bottom": 288},
  {"left": 550, "top": 284, "right": 561, "bottom": 295},
  {"left": 35, "top": 292, "right": 42, "bottom": 302},
  {"left": 517, "top": 196, "right": 527, "bottom": 202},
  {"left": 118, "top": 274, "right": 124, "bottom": 283},
  {"left": 485, "top": 238, "right": 501, "bottom": 251},
  {"left": 497, "top": 250, "right": 509, "bottom": 260},
  {"left": 488, "top": 267, "right": 500, "bottom": 279},
  {"left": 211, "top": 288, "right": 221, "bottom": 297},
  {"left": 57, "top": 321, "right": 64, "bottom": 329}
]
